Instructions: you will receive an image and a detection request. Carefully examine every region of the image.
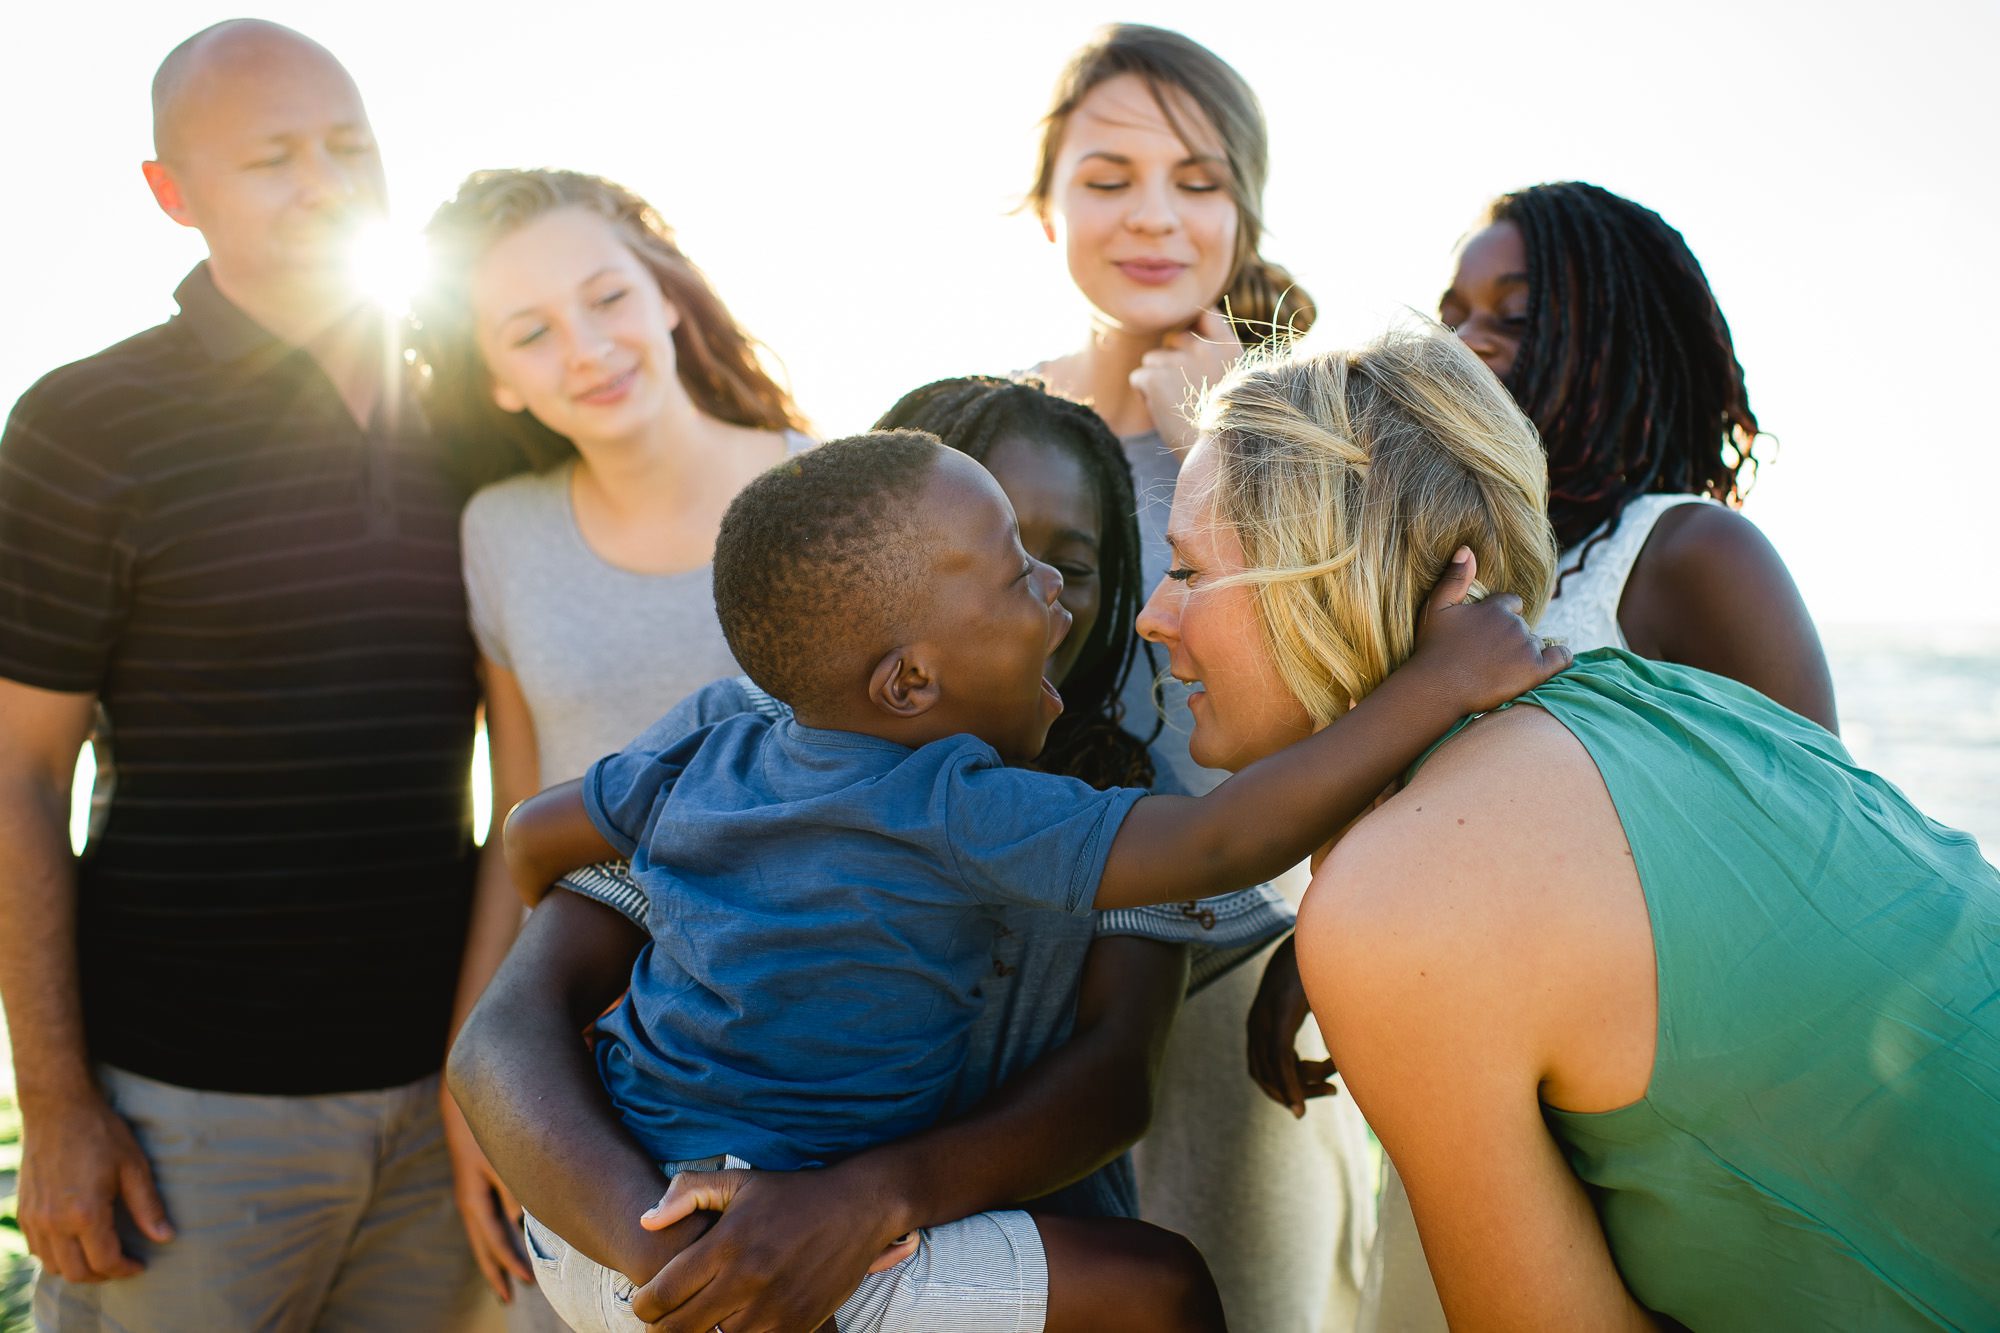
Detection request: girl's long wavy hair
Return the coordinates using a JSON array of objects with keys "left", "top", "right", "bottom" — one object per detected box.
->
[
  {"left": 1026, "top": 23, "right": 1313, "bottom": 348},
  {"left": 1487, "top": 181, "right": 1762, "bottom": 575},
  {"left": 1196, "top": 326, "right": 1557, "bottom": 725},
  {"left": 412, "top": 169, "right": 807, "bottom": 492}
]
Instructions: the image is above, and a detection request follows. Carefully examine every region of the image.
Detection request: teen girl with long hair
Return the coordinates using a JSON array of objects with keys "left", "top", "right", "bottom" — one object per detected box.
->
[{"left": 412, "top": 168, "right": 812, "bottom": 1324}]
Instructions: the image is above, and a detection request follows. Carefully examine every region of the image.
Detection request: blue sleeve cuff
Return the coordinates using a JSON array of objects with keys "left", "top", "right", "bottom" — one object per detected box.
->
[
  {"left": 1063, "top": 785, "right": 1151, "bottom": 915},
  {"left": 580, "top": 756, "right": 641, "bottom": 860}
]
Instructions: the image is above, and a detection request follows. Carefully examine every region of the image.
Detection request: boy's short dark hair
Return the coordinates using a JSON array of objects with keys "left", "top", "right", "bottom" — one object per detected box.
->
[{"left": 713, "top": 431, "right": 944, "bottom": 713}]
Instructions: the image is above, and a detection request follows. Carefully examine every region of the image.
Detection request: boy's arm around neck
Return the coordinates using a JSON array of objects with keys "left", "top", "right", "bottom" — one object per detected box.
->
[
  {"left": 1096, "top": 578, "right": 1570, "bottom": 911},
  {"left": 1096, "top": 664, "right": 1464, "bottom": 909}
]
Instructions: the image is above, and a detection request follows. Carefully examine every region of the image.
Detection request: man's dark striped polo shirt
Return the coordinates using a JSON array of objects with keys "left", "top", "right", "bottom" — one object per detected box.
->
[{"left": 0, "top": 265, "right": 480, "bottom": 1095}]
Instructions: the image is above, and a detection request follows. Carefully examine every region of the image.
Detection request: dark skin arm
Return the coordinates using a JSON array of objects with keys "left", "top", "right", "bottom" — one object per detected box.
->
[
  {"left": 1618, "top": 503, "right": 1838, "bottom": 732},
  {"left": 630, "top": 936, "right": 1189, "bottom": 1330},
  {"left": 445, "top": 890, "right": 714, "bottom": 1283},
  {"left": 503, "top": 778, "right": 617, "bottom": 907}
]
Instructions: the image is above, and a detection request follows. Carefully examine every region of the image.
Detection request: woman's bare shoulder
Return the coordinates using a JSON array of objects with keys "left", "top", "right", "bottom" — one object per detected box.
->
[
  {"left": 1300, "top": 699, "right": 1658, "bottom": 1109},
  {"left": 1328, "top": 703, "right": 1616, "bottom": 895},
  {"left": 1298, "top": 704, "right": 1644, "bottom": 1053}
]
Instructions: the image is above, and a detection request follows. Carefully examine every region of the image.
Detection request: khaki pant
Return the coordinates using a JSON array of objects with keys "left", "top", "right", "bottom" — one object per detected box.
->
[{"left": 34, "top": 1067, "right": 496, "bottom": 1333}]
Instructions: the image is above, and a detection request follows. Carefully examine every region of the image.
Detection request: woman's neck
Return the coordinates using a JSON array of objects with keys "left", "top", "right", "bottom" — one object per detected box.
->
[
  {"left": 566, "top": 397, "right": 788, "bottom": 574},
  {"left": 571, "top": 407, "right": 696, "bottom": 506},
  {"left": 1044, "top": 321, "right": 1169, "bottom": 438}
]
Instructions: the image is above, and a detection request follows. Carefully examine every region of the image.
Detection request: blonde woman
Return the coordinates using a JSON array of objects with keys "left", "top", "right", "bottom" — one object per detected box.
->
[
  {"left": 1138, "top": 327, "right": 2000, "bottom": 1330},
  {"left": 1022, "top": 25, "right": 1373, "bottom": 1329}
]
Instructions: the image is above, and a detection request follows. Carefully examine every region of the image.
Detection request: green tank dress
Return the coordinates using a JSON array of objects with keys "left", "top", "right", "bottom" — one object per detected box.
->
[{"left": 1433, "top": 649, "right": 1999, "bottom": 1329}]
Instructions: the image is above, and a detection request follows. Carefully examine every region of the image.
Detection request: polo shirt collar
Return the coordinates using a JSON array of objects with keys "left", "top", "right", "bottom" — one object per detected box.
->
[{"left": 174, "top": 263, "right": 288, "bottom": 365}]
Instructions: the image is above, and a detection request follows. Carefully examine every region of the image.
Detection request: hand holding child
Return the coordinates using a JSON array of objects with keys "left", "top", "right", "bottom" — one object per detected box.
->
[{"left": 631, "top": 1167, "right": 919, "bottom": 1329}]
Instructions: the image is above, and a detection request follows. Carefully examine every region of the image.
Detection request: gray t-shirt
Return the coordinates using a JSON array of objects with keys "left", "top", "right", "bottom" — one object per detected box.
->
[{"left": 460, "top": 433, "right": 810, "bottom": 785}]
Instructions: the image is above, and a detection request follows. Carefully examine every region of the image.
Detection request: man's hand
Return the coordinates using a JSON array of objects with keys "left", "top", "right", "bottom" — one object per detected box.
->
[
  {"left": 1130, "top": 308, "right": 1243, "bottom": 458},
  {"left": 441, "top": 1089, "right": 533, "bottom": 1302},
  {"left": 628, "top": 1166, "right": 913, "bottom": 1332},
  {"left": 17, "top": 1089, "right": 173, "bottom": 1283},
  {"left": 1245, "top": 936, "right": 1338, "bottom": 1118}
]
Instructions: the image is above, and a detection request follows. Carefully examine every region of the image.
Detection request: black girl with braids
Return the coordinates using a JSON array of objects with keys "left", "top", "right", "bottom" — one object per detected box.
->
[
  {"left": 875, "top": 376, "right": 1157, "bottom": 790},
  {"left": 1438, "top": 180, "right": 1837, "bottom": 732}
]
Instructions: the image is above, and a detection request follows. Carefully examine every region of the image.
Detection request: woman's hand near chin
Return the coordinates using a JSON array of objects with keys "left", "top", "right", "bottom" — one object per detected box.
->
[{"left": 1130, "top": 309, "right": 1243, "bottom": 458}]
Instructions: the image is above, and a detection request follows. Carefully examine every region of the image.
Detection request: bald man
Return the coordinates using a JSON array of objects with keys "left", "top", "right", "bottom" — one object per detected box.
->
[{"left": 0, "top": 22, "right": 497, "bottom": 1330}]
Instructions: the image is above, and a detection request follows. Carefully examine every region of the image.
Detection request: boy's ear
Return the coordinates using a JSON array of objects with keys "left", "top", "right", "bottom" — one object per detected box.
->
[{"left": 869, "top": 647, "right": 939, "bottom": 720}]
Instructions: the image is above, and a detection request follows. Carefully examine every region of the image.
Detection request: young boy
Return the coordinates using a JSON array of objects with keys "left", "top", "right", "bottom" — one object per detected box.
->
[{"left": 488, "top": 431, "right": 1564, "bottom": 1332}]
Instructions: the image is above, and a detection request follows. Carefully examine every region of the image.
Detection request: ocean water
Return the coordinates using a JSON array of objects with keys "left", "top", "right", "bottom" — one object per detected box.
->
[
  {"left": 1822, "top": 624, "right": 1999, "bottom": 859},
  {"left": 68, "top": 629, "right": 1998, "bottom": 861}
]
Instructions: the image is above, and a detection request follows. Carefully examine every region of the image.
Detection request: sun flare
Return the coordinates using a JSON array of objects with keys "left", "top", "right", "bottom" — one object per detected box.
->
[{"left": 347, "top": 219, "right": 429, "bottom": 314}]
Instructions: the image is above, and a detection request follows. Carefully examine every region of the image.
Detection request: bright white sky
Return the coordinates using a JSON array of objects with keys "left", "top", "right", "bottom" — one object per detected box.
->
[{"left": 4, "top": 0, "right": 1995, "bottom": 627}]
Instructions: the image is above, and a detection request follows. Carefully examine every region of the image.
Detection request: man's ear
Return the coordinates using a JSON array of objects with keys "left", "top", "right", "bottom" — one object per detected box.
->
[
  {"left": 869, "top": 647, "right": 939, "bottom": 720},
  {"left": 142, "top": 160, "right": 195, "bottom": 228}
]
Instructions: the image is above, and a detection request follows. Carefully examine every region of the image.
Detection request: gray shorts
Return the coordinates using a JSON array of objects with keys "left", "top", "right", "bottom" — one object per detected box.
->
[{"left": 522, "top": 1157, "right": 1046, "bottom": 1333}]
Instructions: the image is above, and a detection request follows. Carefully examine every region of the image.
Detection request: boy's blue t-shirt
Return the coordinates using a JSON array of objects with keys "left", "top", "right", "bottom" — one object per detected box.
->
[{"left": 583, "top": 681, "right": 1148, "bottom": 1170}]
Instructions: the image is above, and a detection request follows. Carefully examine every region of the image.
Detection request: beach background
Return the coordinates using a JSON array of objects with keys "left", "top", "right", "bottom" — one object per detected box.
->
[{"left": 1, "top": 0, "right": 1995, "bottom": 1325}]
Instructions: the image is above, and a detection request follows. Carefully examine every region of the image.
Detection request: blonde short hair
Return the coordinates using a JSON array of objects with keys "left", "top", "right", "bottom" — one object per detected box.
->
[{"left": 1195, "top": 326, "right": 1558, "bottom": 725}]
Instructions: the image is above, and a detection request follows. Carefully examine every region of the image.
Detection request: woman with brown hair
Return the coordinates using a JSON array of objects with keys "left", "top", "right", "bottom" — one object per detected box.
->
[
  {"left": 1025, "top": 25, "right": 1374, "bottom": 1330},
  {"left": 410, "top": 168, "right": 812, "bottom": 1325}
]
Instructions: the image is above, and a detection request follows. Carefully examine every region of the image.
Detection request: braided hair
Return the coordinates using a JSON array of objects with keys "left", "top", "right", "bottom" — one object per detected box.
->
[
  {"left": 1490, "top": 182, "right": 1762, "bottom": 577},
  {"left": 876, "top": 377, "right": 1158, "bottom": 791}
]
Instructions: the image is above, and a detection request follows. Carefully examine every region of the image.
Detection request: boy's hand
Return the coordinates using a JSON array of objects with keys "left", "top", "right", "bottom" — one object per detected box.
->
[
  {"left": 1410, "top": 548, "right": 1571, "bottom": 714},
  {"left": 633, "top": 1167, "right": 916, "bottom": 1329},
  {"left": 1245, "top": 936, "right": 1338, "bottom": 1118}
]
